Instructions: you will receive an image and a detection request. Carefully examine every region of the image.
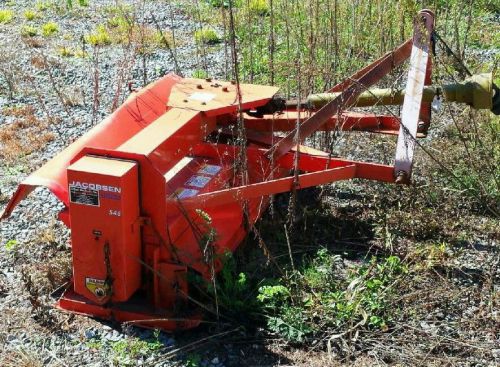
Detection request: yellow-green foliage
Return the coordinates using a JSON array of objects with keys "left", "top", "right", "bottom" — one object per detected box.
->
[
  {"left": 105, "top": 14, "right": 176, "bottom": 53},
  {"left": 24, "top": 10, "right": 39, "bottom": 21},
  {"left": 36, "top": 1, "right": 51, "bottom": 12},
  {"left": 41, "top": 21, "right": 59, "bottom": 37},
  {"left": 0, "top": 9, "right": 14, "bottom": 23},
  {"left": 21, "top": 25, "right": 38, "bottom": 37},
  {"left": 107, "top": 15, "right": 131, "bottom": 30},
  {"left": 74, "top": 48, "right": 88, "bottom": 58},
  {"left": 194, "top": 28, "right": 220, "bottom": 45},
  {"left": 139, "top": 29, "right": 176, "bottom": 54},
  {"left": 84, "top": 24, "right": 111, "bottom": 46},
  {"left": 57, "top": 46, "right": 75, "bottom": 57},
  {"left": 248, "top": 0, "right": 269, "bottom": 16}
]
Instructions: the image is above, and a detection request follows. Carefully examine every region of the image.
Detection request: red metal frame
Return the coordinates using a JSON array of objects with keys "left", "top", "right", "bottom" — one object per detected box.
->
[{"left": 1, "top": 10, "right": 435, "bottom": 330}]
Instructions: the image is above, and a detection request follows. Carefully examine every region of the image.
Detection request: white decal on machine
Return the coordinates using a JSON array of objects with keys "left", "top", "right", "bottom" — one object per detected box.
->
[
  {"left": 69, "top": 181, "right": 122, "bottom": 193},
  {"left": 188, "top": 92, "right": 216, "bottom": 103}
]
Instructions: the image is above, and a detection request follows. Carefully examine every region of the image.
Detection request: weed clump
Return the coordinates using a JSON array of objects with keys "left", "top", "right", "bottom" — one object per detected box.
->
[
  {"left": 248, "top": 0, "right": 269, "bottom": 16},
  {"left": 57, "top": 46, "right": 75, "bottom": 57},
  {"left": 0, "top": 9, "right": 14, "bottom": 23},
  {"left": 36, "top": 1, "right": 51, "bottom": 12},
  {"left": 41, "top": 21, "right": 59, "bottom": 37},
  {"left": 21, "top": 25, "right": 38, "bottom": 37},
  {"left": 24, "top": 10, "right": 39, "bottom": 21},
  {"left": 84, "top": 24, "right": 111, "bottom": 46},
  {"left": 4, "top": 239, "right": 18, "bottom": 253},
  {"left": 86, "top": 331, "right": 164, "bottom": 365},
  {"left": 257, "top": 250, "right": 407, "bottom": 342},
  {"left": 66, "top": 0, "right": 89, "bottom": 8},
  {"left": 194, "top": 28, "right": 220, "bottom": 45}
]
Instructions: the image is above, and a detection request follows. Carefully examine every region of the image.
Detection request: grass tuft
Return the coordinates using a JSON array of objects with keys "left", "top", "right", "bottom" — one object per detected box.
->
[
  {"left": 41, "top": 21, "right": 59, "bottom": 37},
  {"left": 57, "top": 46, "right": 75, "bottom": 57},
  {"left": 36, "top": 1, "right": 51, "bottom": 12},
  {"left": 0, "top": 9, "right": 14, "bottom": 23},
  {"left": 24, "top": 10, "right": 39, "bottom": 21},
  {"left": 248, "top": 0, "right": 269, "bottom": 16},
  {"left": 194, "top": 28, "right": 220, "bottom": 45},
  {"left": 21, "top": 25, "right": 38, "bottom": 37},
  {"left": 84, "top": 24, "right": 111, "bottom": 46}
]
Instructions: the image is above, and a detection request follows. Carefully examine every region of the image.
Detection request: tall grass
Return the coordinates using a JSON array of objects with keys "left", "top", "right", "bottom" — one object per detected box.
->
[{"left": 191, "top": 0, "right": 497, "bottom": 96}]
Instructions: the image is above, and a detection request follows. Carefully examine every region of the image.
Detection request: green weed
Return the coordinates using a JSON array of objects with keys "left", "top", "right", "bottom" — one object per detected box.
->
[
  {"left": 5, "top": 239, "right": 18, "bottom": 252},
  {"left": 84, "top": 24, "right": 111, "bottom": 46},
  {"left": 194, "top": 28, "right": 220, "bottom": 45},
  {"left": 203, "top": 252, "right": 259, "bottom": 316},
  {"left": 36, "top": 2, "right": 51, "bottom": 12},
  {"left": 413, "top": 242, "right": 449, "bottom": 270},
  {"left": 57, "top": 46, "right": 75, "bottom": 57},
  {"left": 24, "top": 10, "right": 39, "bottom": 21},
  {"left": 21, "top": 25, "right": 38, "bottom": 37},
  {"left": 248, "top": 0, "right": 269, "bottom": 16},
  {"left": 41, "top": 21, "right": 59, "bottom": 37},
  {"left": 66, "top": 0, "right": 90, "bottom": 8},
  {"left": 0, "top": 9, "right": 14, "bottom": 23},
  {"left": 257, "top": 250, "right": 407, "bottom": 342},
  {"left": 185, "top": 353, "right": 202, "bottom": 367},
  {"left": 86, "top": 331, "right": 163, "bottom": 366}
]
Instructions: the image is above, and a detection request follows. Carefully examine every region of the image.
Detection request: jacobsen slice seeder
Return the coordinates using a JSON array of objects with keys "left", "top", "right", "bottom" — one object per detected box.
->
[{"left": 1, "top": 10, "right": 498, "bottom": 330}]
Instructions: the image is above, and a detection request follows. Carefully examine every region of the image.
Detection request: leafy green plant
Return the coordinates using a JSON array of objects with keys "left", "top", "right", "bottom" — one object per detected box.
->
[
  {"left": 413, "top": 242, "right": 450, "bottom": 270},
  {"left": 205, "top": 252, "right": 258, "bottom": 315},
  {"left": 107, "top": 14, "right": 130, "bottom": 29},
  {"left": 65, "top": 0, "right": 89, "bottom": 9},
  {"left": 21, "top": 25, "right": 38, "bottom": 37},
  {"left": 185, "top": 353, "right": 202, "bottom": 367},
  {"left": 257, "top": 250, "right": 407, "bottom": 342},
  {"left": 41, "top": 21, "right": 59, "bottom": 37},
  {"left": 267, "top": 306, "right": 313, "bottom": 342},
  {"left": 5, "top": 239, "right": 18, "bottom": 252},
  {"left": 248, "top": 0, "right": 269, "bottom": 16},
  {"left": 84, "top": 24, "right": 111, "bottom": 46},
  {"left": 194, "top": 28, "right": 220, "bottom": 45},
  {"left": 57, "top": 46, "right": 75, "bottom": 57},
  {"left": 0, "top": 9, "right": 14, "bottom": 23},
  {"left": 36, "top": 1, "right": 51, "bottom": 12},
  {"left": 86, "top": 331, "right": 163, "bottom": 366},
  {"left": 24, "top": 10, "right": 39, "bottom": 21}
]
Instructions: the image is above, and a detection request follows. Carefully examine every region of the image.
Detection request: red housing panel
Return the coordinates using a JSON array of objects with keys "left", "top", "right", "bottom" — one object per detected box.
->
[{"left": 67, "top": 156, "right": 140, "bottom": 304}]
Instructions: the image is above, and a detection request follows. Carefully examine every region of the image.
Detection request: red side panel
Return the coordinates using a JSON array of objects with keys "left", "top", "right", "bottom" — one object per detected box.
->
[{"left": 1, "top": 74, "right": 182, "bottom": 220}]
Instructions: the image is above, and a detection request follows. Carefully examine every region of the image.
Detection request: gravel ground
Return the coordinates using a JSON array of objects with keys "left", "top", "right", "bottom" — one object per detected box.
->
[{"left": 0, "top": 1, "right": 498, "bottom": 366}]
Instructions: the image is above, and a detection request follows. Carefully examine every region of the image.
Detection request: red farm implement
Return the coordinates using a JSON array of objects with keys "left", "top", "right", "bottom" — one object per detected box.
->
[{"left": 1, "top": 9, "right": 498, "bottom": 330}]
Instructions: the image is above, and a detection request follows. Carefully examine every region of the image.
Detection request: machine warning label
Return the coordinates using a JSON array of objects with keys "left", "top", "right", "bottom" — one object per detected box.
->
[
  {"left": 69, "top": 185, "right": 100, "bottom": 207},
  {"left": 185, "top": 175, "right": 211, "bottom": 188},
  {"left": 199, "top": 164, "right": 221, "bottom": 176},
  {"left": 85, "top": 277, "right": 109, "bottom": 298},
  {"left": 174, "top": 188, "right": 199, "bottom": 199}
]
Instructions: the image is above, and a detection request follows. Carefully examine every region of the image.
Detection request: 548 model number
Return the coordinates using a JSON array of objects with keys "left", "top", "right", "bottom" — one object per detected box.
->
[{"left": 109, "top": 210, "right": 121, "bottom": 217}]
